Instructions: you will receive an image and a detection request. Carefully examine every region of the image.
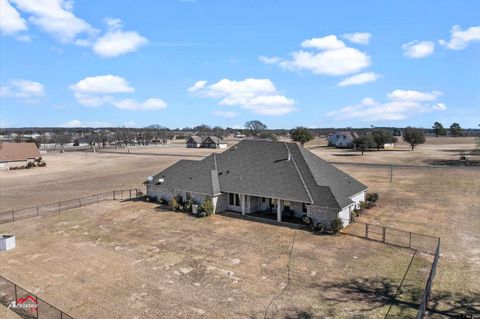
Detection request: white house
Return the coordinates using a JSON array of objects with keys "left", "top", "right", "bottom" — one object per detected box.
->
[{"left": 327, "top": 131, "right": 359, "bottom": 148}]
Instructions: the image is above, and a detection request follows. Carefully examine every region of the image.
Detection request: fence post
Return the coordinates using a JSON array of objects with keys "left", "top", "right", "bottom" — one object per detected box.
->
[
  {"left": 97, "top": 194, "right": 99, "bottom": 204},
  {"left": 79, "top": 198, "right": 82, "bottom": 207},
  {"left": 382, "top": 227, "right": 386, "bottom": 242},
  {"left": 365, "top": 223, "right": 369, "bottom": 238},
  {"left": 409, "top": 232, "right": 412, "bottom": 249},
  {"left": 14, "top": 284, "right": 17, "bottom": 305},
  {"left": 37, "top": 206, "right": 39, "bottom": 217},
  {"left": 12, "top": 211, "right": 15, "bottom": 222},
  {"left": 129, "top": 189, "right": 132, "bottom": 199},
  {"left": 113, "top": 191, "right": 116, "bottom": 200},
  {"left": 58, "top": 202, "right": 61, "bottom": 212}
]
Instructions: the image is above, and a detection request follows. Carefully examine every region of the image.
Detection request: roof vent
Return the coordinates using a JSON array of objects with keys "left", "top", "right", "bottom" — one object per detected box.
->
[
  {"left": 287, "top": 152, "right": 291, "bottom": 161},
  {"left": 147, "top": 176, "right": 153, "bottom": 182},
  {"left": 158, "top": 178, "right": 165, "bottom": 184}
]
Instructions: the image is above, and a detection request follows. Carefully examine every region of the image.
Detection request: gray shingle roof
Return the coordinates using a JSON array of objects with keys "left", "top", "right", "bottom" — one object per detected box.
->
[{"left": 151, "top": 140, "right": 367, "bottom": 208}]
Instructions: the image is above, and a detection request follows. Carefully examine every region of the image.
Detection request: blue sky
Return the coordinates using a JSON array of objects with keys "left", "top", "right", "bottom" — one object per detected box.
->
[{"left": 1, "top": 0, "right": 479, "bottom": 129}]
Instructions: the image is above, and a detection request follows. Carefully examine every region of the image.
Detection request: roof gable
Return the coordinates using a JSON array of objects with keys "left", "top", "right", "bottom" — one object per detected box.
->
[{"left": 0, "top": 142, "right": 41, "bottom": 162}]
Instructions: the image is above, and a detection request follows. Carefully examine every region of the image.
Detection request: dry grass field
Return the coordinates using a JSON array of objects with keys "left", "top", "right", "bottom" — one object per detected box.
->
[
  {"left": 0, "top": 201, "right": 430, "bottom": 319},
  {"left": 306, "top": 136, "right": 479, "bottom": 166},
  {"left": 0, "top": 137, "right": 479, "bottom": 318}
]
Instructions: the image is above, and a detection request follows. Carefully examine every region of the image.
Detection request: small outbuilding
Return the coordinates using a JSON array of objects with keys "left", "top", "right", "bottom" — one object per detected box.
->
[{"left": 0, "top": 142, "right": 41, "bottom": 170}]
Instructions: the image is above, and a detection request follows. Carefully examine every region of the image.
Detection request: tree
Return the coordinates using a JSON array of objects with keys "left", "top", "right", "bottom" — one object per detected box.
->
[
  {"left": 371, "top": 130, "right": 397, "bottom": 151},
  {"left": 449, "top": 123, "right": 463, "bottom": 137},
  {"left": 290, "top": 127, "right": 314, "bottom": 145},
  {"left": 53, "top": 132, "right": 71, "bottom": 148},
  {"left": 403, "top": 127, "right": 425, "bottom": 151},
  {"left": 432, "top": 122, "right": 447, "bottom": 137},
  {"left": 353, "top": 136, "right": 373, "bottom": 155},
  {"left": 244, "top": 120, "right": 267, "bottom": 137}
]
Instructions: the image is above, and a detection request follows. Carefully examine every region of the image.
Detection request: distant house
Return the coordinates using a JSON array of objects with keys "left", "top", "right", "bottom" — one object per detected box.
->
[
  {"left": 186, "top": 136, "right": 227, "bottom": 149},
  {"left": 148, "top": 140, "right": 367, "bottom": 227},
  {"left": 0, "top": 142, "right": 41, "bottom": 170},
  {"left": 186, "top": 136, "right": 203, "bottom": 148},
  {"left": 327, "top": 131, "right": 359, "bottom": 148}
]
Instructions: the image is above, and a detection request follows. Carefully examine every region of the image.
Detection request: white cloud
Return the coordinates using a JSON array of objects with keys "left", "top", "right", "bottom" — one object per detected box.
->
[
  {"left": 11, "top": 0, "right": 97, "bottom": 43},
  {"left": 261, "top": 35, "right": 371, "bottom": 76},
  {"left": 402, "top": 40, "right": 435, "bottom": 58},
  {"left": 328, "top": 89, "right": 446, "bottom": 121},
  {"left": 439, "top": 25, "right": 480, "bottom": 50},
  {"left": 212, "top": 110, "right": 238, "bottom": 118},
  {"left": 111, "top": 98, "right": 166, "bottom": 110},
  {"left": 61, "top": 120, "right": 111, "bottom": 128},
  {"left": 301, "top": 35, "right": 345, "bottom": 50},
  {"left": 1, "top": 79, "right": 45, "bottom": 103},
  {"left": 188, "top": 80, "right": 207, "bottom": 92},
  {"left": 190, "top": 78, "right": 296, "bottom": 116},
  {"left": 258, "top": 56, "right": 282, "bottom": 64},
  {"left": 337, "top": 72, "right": 380, "bottom": 87},
  {"left": 93, "top": 19, "right": 148, "bottom": 58},
  {"left": 70, "top": 75, "right": 134, "bottom": 94},
  {"left": 0, "top": 0, "right": 27, "bottom": 34},
  {"left": 342, "top": 32, "right": 372, "bottom": 45},
  {"left": 70, "top": 75, "right": 166, "bottom": 111},
  {"left": 387, "top": 89, "right": 442, "bottom": 102}
]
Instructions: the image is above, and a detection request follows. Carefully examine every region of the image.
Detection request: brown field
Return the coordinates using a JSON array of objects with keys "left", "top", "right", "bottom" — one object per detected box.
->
[
  {"left": 306, "top": 136, "right": 479, "bottom": 166},
  {"left": 1, "top": 137, "right": 479, "bottom": 318},
  {"left": 0, "top": 201, "right": 429, "bottom": 318}
]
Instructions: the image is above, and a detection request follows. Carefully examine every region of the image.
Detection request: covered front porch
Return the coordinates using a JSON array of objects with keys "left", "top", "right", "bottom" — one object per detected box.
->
[{"left": 224, "top": 192, "right": 307, "bottom": 223}]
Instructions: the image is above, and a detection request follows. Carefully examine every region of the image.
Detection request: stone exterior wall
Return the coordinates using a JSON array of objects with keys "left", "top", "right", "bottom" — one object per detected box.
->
[
  {"left": 215, "top": 193, "right": 228, "bottom": 213},
  {"left": 307, "top": 205, "right": 340, "bottom": 227}
]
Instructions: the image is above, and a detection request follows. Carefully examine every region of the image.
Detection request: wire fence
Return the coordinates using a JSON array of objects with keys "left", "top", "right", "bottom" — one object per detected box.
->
[
  {"left": 342, "top": 221, "right": 440, "bottom": 318},
  {"left": 417, "top": 239, "right": 440, "bottom": 319},
  {"left": 0, "top": 275, "right": 74, "bottom": 319},
  {"left": 0, "top": 189, "right": 141, "bottom": 225}
]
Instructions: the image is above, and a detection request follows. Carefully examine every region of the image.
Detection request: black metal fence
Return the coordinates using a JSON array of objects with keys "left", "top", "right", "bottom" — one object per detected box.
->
[
  {"left": 0, "top": 189, "right": 140, "bottom": 225},
  {"left": 342, "top": 221, "right": 440, "bottom": 318},
  {"left": 0, "top": 275, "right": 74, "bottom": 319},
  {"left": 343, "top": 221, "right": 440, "bottom": 254}
]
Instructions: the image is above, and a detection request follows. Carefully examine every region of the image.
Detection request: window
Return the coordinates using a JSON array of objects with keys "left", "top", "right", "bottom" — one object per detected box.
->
[
  {"left": 343, "top": 135, "right": 346, "bottom": 139},
  {"left": 303, "top": 203, "right": 307, "bottom": 213},
  {"left": 261, "top": 197, "right": 265, "bottom": 203},
  {"left": 229, "top": 193, "right": 241, "bottom": 206}
]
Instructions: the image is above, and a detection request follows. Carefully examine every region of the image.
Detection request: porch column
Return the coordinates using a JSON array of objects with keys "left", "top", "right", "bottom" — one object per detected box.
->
[
  {"left": 241, "top": 194, "right": 246, "bottom": 215},
  {"left": 277, "top": 199, "right": 282, "bottom": 222}
]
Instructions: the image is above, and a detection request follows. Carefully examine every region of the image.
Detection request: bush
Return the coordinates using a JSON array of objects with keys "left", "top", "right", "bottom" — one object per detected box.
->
[
  {"left": 137, "top": 191, "right": 144, "bottom": 197},
  {"left": 198, "top": 211, "right": 207, "bottom": 218},
  {"left": 26, "top": 162, "right": 34, "bottom": 169},
  {"left": 330, "top": 218, "right": 343, "bottom": 233},
  {"left": 184, "top": 200, "right": 193, "bottom": 213},
  {"left": 366, "top": 192, "right": 379, "bottom": 203},
  {"left": 170, "top": 197, "right": 179, "bottom": 210},
  {"left": 359, "top": 201, "right": 367, "bottom": 210},
  {"left": 201, "top": 199, "right": 214, "bottom": 216},
  {"left": 365, "top": 202, "right": 376, "bottom": 209},
  {"left": 315, "top": 223, "right": 325, "bottom": 232}
]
